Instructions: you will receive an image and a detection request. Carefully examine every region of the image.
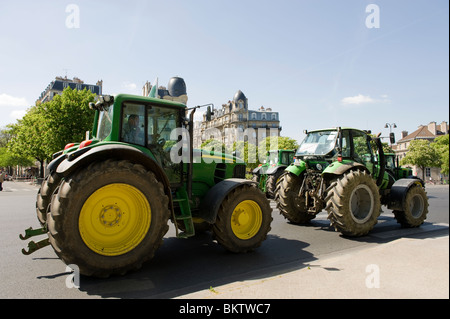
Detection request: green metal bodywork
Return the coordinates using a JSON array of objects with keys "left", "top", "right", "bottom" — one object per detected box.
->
[
  {"left": 51, "top": 94, "right": 247, "bottom": 237},
  {"left": 287, "top": 127, "right": 389, "bottom": 189},
  {"left": 253, "top": 149, "right": 295, "bottom": 192}
]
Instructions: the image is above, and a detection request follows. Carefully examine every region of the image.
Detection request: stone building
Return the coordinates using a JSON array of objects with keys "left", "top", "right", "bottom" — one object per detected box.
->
[
  {"left": 37, "top": 76, "right": 102, "bottom": 104},
  {"left": 394, "top": 121, "right": 449, "bottom": 182},
  {"left": 195, "top": 90, "right": 281, "bottom": 148}
]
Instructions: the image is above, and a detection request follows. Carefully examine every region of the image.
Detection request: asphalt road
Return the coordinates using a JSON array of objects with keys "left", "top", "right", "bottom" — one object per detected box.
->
[{"left": 0, "top": 181, "right": 448, "bottom": 299}]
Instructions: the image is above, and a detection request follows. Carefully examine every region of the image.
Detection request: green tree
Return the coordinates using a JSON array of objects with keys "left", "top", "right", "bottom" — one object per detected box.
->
[
  {"left": 6, "top": 87, "right": 96, "bottom": 177},
  {"left": 42, "top": 87, "right": 96, "bottom": 152},
  {"left": 7, "top": 106, "right": 50, "bottom": 175},
  {"left": 400, "top": 139, "right": 441, "bottom": 181},
  {"left": 0, "top": 147, "right": 34, "bottom": 169},
  {"left": 432, "top": 135, "right": 449, "bottom": 175},
  {"left": 259, "top": 136, "right": 299, "bottom": 152}
]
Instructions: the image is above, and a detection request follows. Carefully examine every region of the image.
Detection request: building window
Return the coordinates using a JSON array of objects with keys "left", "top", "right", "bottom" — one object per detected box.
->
[
  {"left": 251, "top": 113, "right": 257, "bottom": 120},
  {"left": 271, "top": 113, "right": 277, "bottom": 120},
  {"left": 261, "top": 113, "right": 266, "bottom": 120}
]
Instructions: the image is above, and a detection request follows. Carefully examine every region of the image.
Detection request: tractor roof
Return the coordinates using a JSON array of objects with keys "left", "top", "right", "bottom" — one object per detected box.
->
[
  {"left": 308, "top": 127, "right": 370, "bottom": 135},
  {"left": 114, "top": 93, "right": 187, "bottom": 109}
]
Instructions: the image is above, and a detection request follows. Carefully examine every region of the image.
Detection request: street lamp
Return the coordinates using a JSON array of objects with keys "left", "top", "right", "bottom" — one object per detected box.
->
[{"left": 384, "top": 123, "right": 397, "bottom": 146}]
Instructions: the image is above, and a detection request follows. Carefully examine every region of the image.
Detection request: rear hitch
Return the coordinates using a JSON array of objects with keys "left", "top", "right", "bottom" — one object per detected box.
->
[
  {"left": 20, "top": 226, "right": 50, "bottom": 255},
  {"left": 19, "top": 226, "right": 47, "bottom": 240},
  {"left": 21, "top": 238, "right": 50, "bottom": 255}
]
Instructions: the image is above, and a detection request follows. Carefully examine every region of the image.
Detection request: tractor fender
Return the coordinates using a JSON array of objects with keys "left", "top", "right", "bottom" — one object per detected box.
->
[
  {"left": 266, "top": 165, "right": 287, "bottom": 175},
  {"left": 55, "top": 144, "right": 171, "bottom": 191},
  {"left": 387, "top": 178, "right": 425, "bottom": 211},
  {"left": 285, "top": 162, "right": 306, "bottom": 176},
  {"left": 252, "top": 166, "right": 262, "bottom": 174},
  {"left": 322, "top": 161, "right": 368, "bottom": 176},
  {"left": 197, "top": 178, "right": 257, "bottom": 223},
  {"left": 47, "top": 152, "right": 68, "bottom": 173}
]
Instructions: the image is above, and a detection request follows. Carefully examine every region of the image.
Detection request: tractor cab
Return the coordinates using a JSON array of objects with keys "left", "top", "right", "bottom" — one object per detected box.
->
[
  {"left": 293, "top": 128, "right": 381, "bottom": 181},
  {"left": 90, "top": 94, "right": 186, "bottom": 187}
]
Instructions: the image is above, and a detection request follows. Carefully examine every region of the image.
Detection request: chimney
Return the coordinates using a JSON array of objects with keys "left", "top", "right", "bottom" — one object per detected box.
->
[
  {"left": 428, "top": 121, "right": 437, "bottom": 135},
  {"left": 401, "top": 131, "right": 408, "bottom": 139},
  {"left": 440, "top": 121, "right": 449, "bottom": 134}
]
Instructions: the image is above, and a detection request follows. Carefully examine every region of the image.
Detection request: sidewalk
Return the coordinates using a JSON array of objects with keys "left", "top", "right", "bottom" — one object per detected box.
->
[{"left": 176, "top": 235, "right": 449, "bottom": 299}]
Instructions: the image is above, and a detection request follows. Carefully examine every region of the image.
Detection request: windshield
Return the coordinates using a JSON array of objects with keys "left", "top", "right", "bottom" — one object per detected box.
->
[
  {"left": 385, "top": 155, "right": 395, "bottom": 170},
  {"left": 96, "top": 105, "right": 113, "bottom": 141},
  {"left": 296, "top": 130, "right": 338, "bottom": 156}
]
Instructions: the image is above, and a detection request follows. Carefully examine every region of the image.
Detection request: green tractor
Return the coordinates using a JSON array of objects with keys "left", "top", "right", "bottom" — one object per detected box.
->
[
  {"left": 23, "top": 91, "right": 272, "bottom": 277},
  {"left": 275, "top": 127, "right": 428, "bottom": 237},
  {"left": 252, "top": 149, "right": 295, "bottom": 198},
  {"left": 384, "top": 152, "right": 420, "bottom": 183}
]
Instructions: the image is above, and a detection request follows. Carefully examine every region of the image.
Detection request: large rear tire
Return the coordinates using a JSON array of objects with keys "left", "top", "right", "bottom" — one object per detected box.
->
[
  {"left": 393, "top": 185, "right": 428, "bottom": 227},
  {"left": 325, "top": 170, "right": 381, "bottom": 237},
  {"left": 212, "top": 184, "right": 272, "bottom": 253},
  {"left": 275, "top": 172, "right": 315, "bottom": 224},
  {"left": 47, "top": 159, "right": 170, "bottom": 277},
  {"left": 36, "top": 171, "right": 61, "bottom": 225}
]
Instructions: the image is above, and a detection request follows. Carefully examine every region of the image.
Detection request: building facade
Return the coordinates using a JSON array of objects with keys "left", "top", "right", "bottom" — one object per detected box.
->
[
  {"left": 195, "top": 90, "right": 281, "bottom": 148},
  {"left": 37, "top": 76, "right": 103, "bottom": 104},
  {"left": 394, "top": 121, "right": 449, "bottom": 182}
]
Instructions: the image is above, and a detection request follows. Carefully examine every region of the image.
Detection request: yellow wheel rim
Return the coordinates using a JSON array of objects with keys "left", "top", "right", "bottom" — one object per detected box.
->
[
  {"left": 231, "top": 200, "right": 262, "bottom": 240},
  {"left": 79, "top": 184, "right": 151, "bottom": 256}
]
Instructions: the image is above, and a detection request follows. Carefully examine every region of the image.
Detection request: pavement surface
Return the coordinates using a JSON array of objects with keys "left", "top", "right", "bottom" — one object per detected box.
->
[
  {"left": 2, "top": 181, "right": 448, "bottom": 300},
  {"left": 176, "top": 234, "right": 449, "bottom": 299}
]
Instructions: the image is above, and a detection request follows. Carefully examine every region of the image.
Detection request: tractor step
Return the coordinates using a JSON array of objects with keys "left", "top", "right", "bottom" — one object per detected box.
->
[{"left": 173, "top": 188, "right": 195, "bottom": 238}]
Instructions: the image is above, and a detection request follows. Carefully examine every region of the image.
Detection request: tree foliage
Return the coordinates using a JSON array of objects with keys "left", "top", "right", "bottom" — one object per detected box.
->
[
  {"left": 400, "top": 139, "right": 441, "bottom": 180},
  {"left": 432, "top": 134, "right": 449, "bottom": 175},
  {"left": 5, "top": 87, "right": 96, "bottom": 176},
  {"left": 259, "top": 136, "right": 299, "bottom": 152}
]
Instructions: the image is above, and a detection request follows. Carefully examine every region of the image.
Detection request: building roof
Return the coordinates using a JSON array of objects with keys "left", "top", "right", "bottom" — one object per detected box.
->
[
  {"left": 233, "top": 90, "right": 247, "bottom": 102},
  {"left": 397, "top": 126, "right": 438, "bottom": 143}
]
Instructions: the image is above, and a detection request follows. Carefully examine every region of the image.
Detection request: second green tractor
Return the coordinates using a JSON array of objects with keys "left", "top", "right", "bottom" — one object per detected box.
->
[{"left": 275, "top": 127, "right": 428, "bottom": 237}]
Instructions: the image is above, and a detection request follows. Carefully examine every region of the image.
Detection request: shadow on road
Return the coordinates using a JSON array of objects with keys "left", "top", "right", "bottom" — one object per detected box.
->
[{"left": 75, "top": 232, "right": 314, "bottom": 299}]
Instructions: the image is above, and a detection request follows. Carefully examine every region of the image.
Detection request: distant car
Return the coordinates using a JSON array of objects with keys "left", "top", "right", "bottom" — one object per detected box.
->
[{"left": 5, "top": 174, "right": 13, "bottom": 181}]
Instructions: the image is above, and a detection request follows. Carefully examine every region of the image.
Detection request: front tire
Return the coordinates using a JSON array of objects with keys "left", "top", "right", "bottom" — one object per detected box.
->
[
  {"left": 275, "top": 172, "right": 315, "bottom": 224},
  {"left": 325, "top": 170, "right": 381, "bottom": 237},
  {"left": 212, "top": 184, "right": 272, "bottom": 253},
  {"left": 265, "top": 170, "right": 284, "bottom": 198},
  {"left": 47, "top": 159, "right": 170, "bottom": 277}
]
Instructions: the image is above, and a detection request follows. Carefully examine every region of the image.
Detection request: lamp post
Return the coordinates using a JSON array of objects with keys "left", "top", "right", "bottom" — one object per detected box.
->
[{"left": 384, "top": 123, "right": 397, "bottom": 146}]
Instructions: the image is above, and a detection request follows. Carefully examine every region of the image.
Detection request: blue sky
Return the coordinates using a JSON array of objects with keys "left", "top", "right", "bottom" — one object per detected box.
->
[{"left": 0, "top": 0, "right": 448, "bottom": 143}]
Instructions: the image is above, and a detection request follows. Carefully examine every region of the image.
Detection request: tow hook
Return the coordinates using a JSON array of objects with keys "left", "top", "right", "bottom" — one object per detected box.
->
[{"left": 20, "top": 227, "right": 50, "bottom": 255}]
